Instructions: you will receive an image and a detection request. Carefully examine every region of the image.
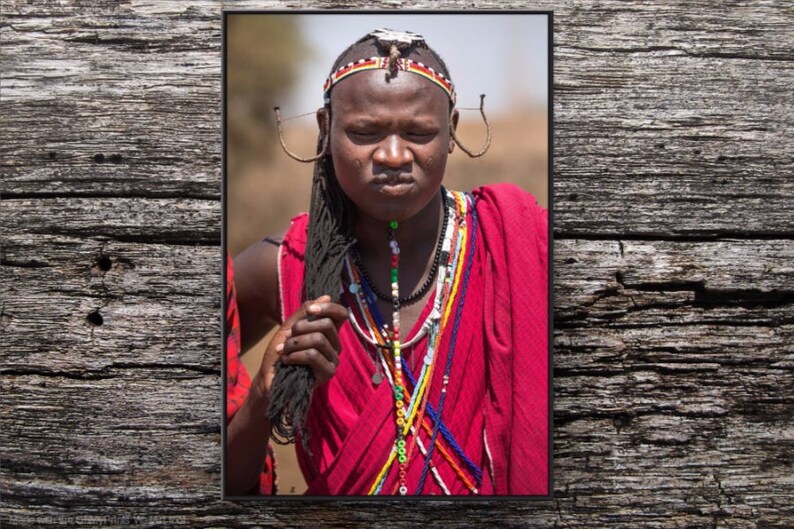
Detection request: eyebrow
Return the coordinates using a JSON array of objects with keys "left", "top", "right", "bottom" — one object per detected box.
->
[{"left": 345, "top": 116, "right": 439, "bottom": 128}]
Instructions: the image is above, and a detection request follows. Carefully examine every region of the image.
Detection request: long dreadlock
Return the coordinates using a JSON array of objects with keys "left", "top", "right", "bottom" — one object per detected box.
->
[
  {"left": 267, "top": 137, "right": 355, "bottom": 450},
  {"left": 267, "top": 31, "right": 459, "bottom": 450}
]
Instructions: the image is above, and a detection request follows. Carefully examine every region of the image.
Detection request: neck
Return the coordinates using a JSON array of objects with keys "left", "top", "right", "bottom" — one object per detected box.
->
[{"left": 353, "top": 191, "right": 443, "bottom": 260}]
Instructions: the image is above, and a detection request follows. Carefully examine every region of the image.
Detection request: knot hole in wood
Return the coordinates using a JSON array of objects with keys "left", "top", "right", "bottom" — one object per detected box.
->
[{"left": 87, "top": 310, "right": 103, "bottom": 326}]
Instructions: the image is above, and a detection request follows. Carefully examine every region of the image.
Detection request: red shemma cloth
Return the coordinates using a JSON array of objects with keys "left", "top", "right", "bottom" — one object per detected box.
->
[
  {"left": 226, "top": 253, "right": 276, "bottom": 495},
  {"left": 275, "top": 184, "right": 548, "bottom": 495}
]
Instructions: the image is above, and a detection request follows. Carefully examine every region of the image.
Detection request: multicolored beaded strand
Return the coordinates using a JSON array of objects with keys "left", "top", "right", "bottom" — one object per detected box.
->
[
  {"left": 378, "top": 198, "right": 456, "bottom": 494},
  {"left": 372, "top": 195, "right": 459, "bottom": 495},
  {"left": 387, "top": 220, "right": 409, "bottom": 496},
  {"left": 417, "top": 194, "right": 481, "bottom": 494}
]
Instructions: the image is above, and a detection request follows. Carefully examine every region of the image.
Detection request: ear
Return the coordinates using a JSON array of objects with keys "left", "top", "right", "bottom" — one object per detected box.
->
[
  {"left": 448, "top": 108, "right": 459, "bottom": 154},
  {"left": 317, "top": 107, "right": 330, "bottom": 140}
]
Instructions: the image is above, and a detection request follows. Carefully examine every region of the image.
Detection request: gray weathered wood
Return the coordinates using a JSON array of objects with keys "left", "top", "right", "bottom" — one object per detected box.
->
[{"left": 2, "top": 1, "right": 792, "bottom": 528}]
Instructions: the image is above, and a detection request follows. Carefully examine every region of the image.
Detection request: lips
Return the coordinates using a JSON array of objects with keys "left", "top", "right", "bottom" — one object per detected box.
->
[
  {"left": 371, "top": 176, "right": 415, "bottom": 196},
  {"left": 372, "top": 175, "right": 414, "bottom": 185}
]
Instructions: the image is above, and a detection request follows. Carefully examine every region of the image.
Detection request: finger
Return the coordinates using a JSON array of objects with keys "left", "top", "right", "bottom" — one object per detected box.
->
[
  {"left": 280, "top": 347, "right": 336, "bottom": 385},
  {"left": 280, "top": 295, "right": 336, "bottom": 329},
  {"left": 282, "top": 332, "right": 339, "bottom": 367},
  {"left": 305, "top": 301, "right": 349, "bottom": 330},
  {"left": 269, "top": 295, "right": 334, "bottom": 352},
  {"left": 290, "top": 317, "right": 341, "bottom": 352}
]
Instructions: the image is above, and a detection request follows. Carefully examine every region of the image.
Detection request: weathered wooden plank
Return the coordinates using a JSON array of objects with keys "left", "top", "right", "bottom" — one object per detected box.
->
[
  {"left": 1, "top": 236, "right": 220, "bottom": 372},
  {"left": 556, "top": 3, "right": 791, "bottom": 59},
  {"left": 4, "top": 234, "right": 791, "bottom": 371},
  {"left": 552, "top": 49, "right": 793, "bottom": 236},
  {"left": 549, "top": 1, "right": 794, "bottom": 237},
  {"left": 1, "top": 1, "right": 222, "bottom": 198},
  {"left": 1, "top": 234, "right": 220, "bottom": 299},
  {"left": 556, "top": 239, "right": 794, "bottom": 300},
  {"left": 2, "top": 364, "right": 790, "bottom": 526},
  {"left": 2, "top": 198, "right": 219, "bottom": 242}
]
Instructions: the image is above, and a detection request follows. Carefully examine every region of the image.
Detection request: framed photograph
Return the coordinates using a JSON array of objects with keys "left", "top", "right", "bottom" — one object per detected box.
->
[{"left": 222, "top": 11, "right": 551, "bottom": 497}]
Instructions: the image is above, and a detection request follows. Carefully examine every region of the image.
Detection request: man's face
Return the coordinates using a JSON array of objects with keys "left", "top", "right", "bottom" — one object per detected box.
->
[{"left": 321, "top": 69, "right": 456, "bottom": 223}]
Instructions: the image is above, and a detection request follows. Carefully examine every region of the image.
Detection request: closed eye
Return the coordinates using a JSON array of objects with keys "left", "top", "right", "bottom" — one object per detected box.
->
[
  {"left": 405, "top": 131, "right": 437, "bottom": 142},
  {"left": 347, "top": 130, "right": 380, "bottom": 142}
]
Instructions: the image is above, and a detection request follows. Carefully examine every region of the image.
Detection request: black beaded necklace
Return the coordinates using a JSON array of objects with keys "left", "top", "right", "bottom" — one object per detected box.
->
[{"left": 351, "top": 189, "right": 450, "bottom": 308}]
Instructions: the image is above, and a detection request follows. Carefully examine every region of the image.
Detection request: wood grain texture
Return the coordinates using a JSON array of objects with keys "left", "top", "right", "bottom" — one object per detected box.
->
[{"left": 2, "top": 1, "right": 792, "bottom": 528}]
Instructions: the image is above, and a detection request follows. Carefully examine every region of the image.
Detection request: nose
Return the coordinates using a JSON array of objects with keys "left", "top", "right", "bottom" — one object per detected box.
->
[{"left": 373, "top": 134, "right": 413, "bottom": 168}]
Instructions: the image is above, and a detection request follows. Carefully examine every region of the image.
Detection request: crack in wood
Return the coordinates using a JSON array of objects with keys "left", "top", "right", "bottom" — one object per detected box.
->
[
  {"left": 0, "top": 258, "right": 51, "bottom": 268},
  {"left": 562, "top": 43, "right": 793, "bottom": 62},
  {"left": 64, "top": 35, "right": 161, "bottom": 52},
  {"left": 2, "top": 192, "right": 220, "bottom": 200},
  {"left": 4, "top": 460, "right": 126, "bottom": 477},
  {"left": 1, "top": 363, "right": 220, "bottom": 379},
  {"left": 18, "top": 229, "right": 221, "bottom": 246},
  {"left": 554, "top": 232, "right": 794, "bottom": 241},
  {"left": 694, "top": 289, "right": 794, "bottom": 309}
]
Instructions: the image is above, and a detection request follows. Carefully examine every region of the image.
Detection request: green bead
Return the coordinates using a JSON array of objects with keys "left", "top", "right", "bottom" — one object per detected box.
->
[
  {"left": 397, "top": 439, "right": 406, "bottom": 448},
  {"left": 389, "top": 220, "right": 398, "bottom": 229},
  {"left": 398, "top": 454, "right": 407, "bottom": 464}
]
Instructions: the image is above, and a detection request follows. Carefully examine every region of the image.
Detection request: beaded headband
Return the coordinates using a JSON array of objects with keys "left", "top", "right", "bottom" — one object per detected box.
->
[
  {"left": 323, "top": 57, "right": 456, "bottom": 104},
  {"left": 322, "top": 29, "right": 457, "bottom": 105}
]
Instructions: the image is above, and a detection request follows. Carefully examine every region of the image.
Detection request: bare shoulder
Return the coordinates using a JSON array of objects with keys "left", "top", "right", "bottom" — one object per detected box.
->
[{"left": 233, "top": 231, "right": 285, "bottom": 352}]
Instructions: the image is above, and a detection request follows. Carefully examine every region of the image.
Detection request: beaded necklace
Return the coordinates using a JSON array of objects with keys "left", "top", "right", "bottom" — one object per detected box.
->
[
  {"left": 369, "top": 204, "right": 456, "bottom": 496},
  {"left": 416, "top": 196, "right": 480, "bottom": 494},
  {"left": 384, "top": 219, "right": 412, "bottom": 495},
  {"left": 350, "top": 190, "right": 450, "bottom": 307},
  {"left": 343, "top": 190, "right": 483, "bottom": 495}
]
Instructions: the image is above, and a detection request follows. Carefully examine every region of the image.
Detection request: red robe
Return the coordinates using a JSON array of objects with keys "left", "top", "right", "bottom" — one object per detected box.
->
[
  {"left": 225, "top": 253, "right": 277, "bottom": 495},
  {"left": 278, "top": 184, "right": 548, "bottom": 495}
]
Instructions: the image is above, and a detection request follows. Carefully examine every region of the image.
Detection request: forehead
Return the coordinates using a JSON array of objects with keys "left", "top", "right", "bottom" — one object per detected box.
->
[{"left": 329, "top": 70, "right": 450, "bottom": 118}]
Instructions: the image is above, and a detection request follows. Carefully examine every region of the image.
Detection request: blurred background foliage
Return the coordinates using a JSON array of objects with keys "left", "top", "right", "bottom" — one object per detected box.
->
[{"left": 226, "top": 15, "right": 308, "bottom": 187}]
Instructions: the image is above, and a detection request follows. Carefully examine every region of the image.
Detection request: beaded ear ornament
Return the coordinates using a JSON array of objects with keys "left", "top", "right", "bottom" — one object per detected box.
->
[{"left": 274, "top": 27, "right": 491, "bottom": 162}]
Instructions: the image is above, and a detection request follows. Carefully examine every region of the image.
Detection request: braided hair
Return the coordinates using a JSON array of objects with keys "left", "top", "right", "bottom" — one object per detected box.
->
[{"left": 267, "top": 32, "right": 455, "bottom": 450}]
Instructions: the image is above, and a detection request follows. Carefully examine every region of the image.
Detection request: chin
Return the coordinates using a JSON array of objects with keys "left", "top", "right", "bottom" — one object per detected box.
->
[{"left": 364, "top": 202, "right": 415, "bottom": 223}]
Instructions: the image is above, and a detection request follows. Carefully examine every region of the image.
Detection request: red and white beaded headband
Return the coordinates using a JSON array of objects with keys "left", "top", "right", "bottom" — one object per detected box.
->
[
  {"left": 322, "top": 29, "right": 456, "bottom": 105},
  {"left": 323, "top": 56, "right": 456, "bottom": 105}
]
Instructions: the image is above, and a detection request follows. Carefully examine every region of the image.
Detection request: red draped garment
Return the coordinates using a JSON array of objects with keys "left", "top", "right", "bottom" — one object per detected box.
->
[{"left": 276, "top": 184, "right": 548, "bottom": 495}]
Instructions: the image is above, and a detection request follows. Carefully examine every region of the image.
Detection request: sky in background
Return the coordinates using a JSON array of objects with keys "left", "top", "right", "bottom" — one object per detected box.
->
[{"left": 279, "top": 13, "right": 549, "bottom": 118}]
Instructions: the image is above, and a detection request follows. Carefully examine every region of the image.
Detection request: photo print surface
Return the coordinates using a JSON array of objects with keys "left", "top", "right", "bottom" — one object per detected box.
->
[{"left": 223, "top": 12, "right": 551, "bottom": 497}]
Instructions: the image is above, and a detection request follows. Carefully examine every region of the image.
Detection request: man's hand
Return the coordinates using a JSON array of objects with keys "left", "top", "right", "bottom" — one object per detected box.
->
[{"left": 258, "top": 295, "right": 349, "bottom": 394}]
